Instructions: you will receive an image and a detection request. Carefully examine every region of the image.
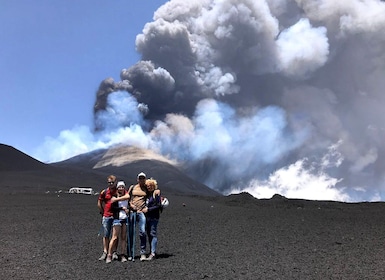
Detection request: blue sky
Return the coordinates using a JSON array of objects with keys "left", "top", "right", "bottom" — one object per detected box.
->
[{"left": 0, "top": 0, "right": 167, "bottom": 156}]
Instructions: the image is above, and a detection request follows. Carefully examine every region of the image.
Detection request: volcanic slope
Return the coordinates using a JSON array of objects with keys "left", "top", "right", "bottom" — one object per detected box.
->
[
  {"left": 52, "top": 145, "right": 220, "bottom": 196},
  {"left": 0, "top": 144, "right": 219, "bottom": 196}
]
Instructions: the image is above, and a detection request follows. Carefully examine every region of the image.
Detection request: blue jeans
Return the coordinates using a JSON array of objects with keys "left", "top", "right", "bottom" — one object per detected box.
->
[
  {"left": 129, "top": 212, "right": 147, "bottom": 255},
  {"left": 102, "top": 216, "right": 114, "bottom": 238},
  {"left": 146, "top": 218, "right": 159, "bottom": 254}
]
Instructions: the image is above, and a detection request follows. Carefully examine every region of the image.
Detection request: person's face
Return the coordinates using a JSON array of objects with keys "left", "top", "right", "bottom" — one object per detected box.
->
[
  {"left": 146, "top": 184, "right": 155, "bottom": 192},
  {"left": 107, "top": 179, "right": 116, "bottom": 191},
  {"left": 138, "top": 176, "right": 146, "bottom": 185},
  {"left": 117, "top": 185, "right": 125, "bottom": 193}
]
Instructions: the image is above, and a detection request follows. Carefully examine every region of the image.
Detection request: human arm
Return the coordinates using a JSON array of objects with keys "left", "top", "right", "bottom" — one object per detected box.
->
[
  {"left": 97, "top": 190, "right": 106, "bottom": 215},
  {"left": 145, "top": 189, "right": 161, "bottom": 213},
  {"left": 97, "top": 199, "right": 104, "bottom": 215},
  {"left": 111, "top": 185, "right": 133, "bottom": 202},
  {"left": 111, "top": 192, "right": 129, "bottom": 203}
]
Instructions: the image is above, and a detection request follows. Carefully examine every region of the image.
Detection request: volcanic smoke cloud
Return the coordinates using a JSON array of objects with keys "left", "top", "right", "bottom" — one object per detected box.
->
[{"left": 40, "top": 0, "right": 385, "bottom": 202}]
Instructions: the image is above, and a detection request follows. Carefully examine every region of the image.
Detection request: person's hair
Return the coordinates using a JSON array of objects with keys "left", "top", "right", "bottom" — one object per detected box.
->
[
  {"left": 145, "top": 178, "right": 158, "bottom": 189},
  {"left": 107, "top": 175, "right": 116, "bottom": 182}
]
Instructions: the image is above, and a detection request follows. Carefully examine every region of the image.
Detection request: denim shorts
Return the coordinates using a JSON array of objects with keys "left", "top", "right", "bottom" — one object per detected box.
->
[
  {"left": 102, "top": 216, "right": 114, "bottom": 238},
  {"left": 113, "top": 218, "right": 127, "bottom": 226}
]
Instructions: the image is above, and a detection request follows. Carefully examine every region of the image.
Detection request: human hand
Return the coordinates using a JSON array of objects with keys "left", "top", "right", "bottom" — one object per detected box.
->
[{"left": 130, "top": 202, "right": 137, "bottom": 211}]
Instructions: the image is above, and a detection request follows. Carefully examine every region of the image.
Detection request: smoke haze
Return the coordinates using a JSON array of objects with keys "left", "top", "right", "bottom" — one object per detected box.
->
[{"left": 35, "top": 0, "right": 385, "bottom": 202}]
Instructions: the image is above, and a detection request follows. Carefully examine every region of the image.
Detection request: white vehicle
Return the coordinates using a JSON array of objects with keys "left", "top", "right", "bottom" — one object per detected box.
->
[{"left": 68, "top": 187, "right": 95, "bottom": 195}]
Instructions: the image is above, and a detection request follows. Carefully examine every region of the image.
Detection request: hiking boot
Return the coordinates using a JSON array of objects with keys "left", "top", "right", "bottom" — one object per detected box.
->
[
  {"left": 121, "top": 255, "right": 128, "bottom": 263},
  {"left": 98, "top": 252, "right": 107, "bottom": 261},
  {"left": 106, "top": 255, "right": 112, "bottom": 264},
  {"left": 146, "top": 253, "right": 155, "bottom": 261},
  {"left": 112, "top": 252, "right": 119, "bottom": 260},
  {"left": 140, "top": 254, "right": 147, "bottom": 261}
]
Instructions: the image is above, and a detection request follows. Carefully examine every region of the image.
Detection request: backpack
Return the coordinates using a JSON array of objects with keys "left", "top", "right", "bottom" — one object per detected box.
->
[{"left": 99, "top": 188, "right": 108, "bottom": 199}]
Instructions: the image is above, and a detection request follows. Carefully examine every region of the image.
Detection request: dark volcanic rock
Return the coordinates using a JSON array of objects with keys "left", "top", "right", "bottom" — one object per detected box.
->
[
  {"left": 2, "top": 144, "right": 385, "bottom": 279},
  {"left": 1, "top": 190, "right": 385, "bottom": 279}
]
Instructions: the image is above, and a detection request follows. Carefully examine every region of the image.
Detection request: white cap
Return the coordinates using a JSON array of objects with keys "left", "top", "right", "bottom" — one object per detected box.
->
[
  {"left": 117, "top": 181, "right": 125, "bottom": 187},
  {"left": 137, "top": 172, "right": 146, "bottom": 179}
]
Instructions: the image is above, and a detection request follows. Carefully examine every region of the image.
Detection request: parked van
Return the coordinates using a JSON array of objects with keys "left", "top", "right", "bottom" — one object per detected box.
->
[{"left": 68, "top": 187, "right": 95, "bottom": 195}]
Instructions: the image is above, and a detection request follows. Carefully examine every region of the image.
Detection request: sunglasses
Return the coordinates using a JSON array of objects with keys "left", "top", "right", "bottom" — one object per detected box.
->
[
  {"left": 138, "top": 177, "right": 146, "bottom": 180},
  {"left": 108, "top": 181, "right": 115, "bottom": 185}
]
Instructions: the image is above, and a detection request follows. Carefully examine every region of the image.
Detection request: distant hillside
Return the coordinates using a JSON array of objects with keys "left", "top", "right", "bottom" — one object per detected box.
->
[
  {"left": 0, "top": 144, "right": 220, "bottom": 196},
  {"left": 0, "top": 144, "right": 48, "bottom": 171},
  {"left": 53, "top": 145, "right": 220, "bottom": 196}
]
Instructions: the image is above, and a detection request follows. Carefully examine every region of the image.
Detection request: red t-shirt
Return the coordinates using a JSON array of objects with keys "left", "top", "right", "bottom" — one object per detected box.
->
[{"left": 98, "top": 187, "right": 117, "bottom": 217}]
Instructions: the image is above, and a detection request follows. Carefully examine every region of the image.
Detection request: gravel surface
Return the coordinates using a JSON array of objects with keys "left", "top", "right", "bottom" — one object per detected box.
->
[{"left": 1, "top": 190, "right": 385, "bottom": 280}]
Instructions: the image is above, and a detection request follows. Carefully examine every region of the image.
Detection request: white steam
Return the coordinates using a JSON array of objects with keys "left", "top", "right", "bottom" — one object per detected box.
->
[
  {"left": 276, "top": 18, "right": 329, "bottom": 78},
  {"left": 34, "top": 0, "right": 385, "bottom": 202},
  {"left": 230, "top": 158, "right": 346, "bottom": 201}
]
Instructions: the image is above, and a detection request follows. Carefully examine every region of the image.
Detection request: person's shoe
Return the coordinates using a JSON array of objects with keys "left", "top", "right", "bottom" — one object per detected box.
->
[
  {"left": 121, "top": 255, "right": 128, "bottom": 262},
  {"left": 128, "top": 256, "right": 133, "bottom": 261},
  {"left": 98, "top": 252, "right": 107, "bottom": 261},
  {"left": 140, "top": 254, "right": 147, "bottom": 261},
  {"left": 146, "top": 253, "right": 155, "bottom": 261},
  {"left": 112, "top": 252, "right": 119, "bottom": 260},
  {"left": 106, "top": 255, "right": 112, "bottom": 264}
]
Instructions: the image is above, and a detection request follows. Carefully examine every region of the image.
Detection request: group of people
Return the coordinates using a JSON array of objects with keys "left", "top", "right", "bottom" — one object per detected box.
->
[{"left": 97, "top": 172, "right": 162, "bottom": 263}]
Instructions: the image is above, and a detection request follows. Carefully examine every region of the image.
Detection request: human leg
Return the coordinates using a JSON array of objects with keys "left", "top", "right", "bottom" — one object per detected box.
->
[
  {"left": 145, "top": 218, "right": 158, "bottom": 260},
  {"left": 148, "top": 218, "right": 159, "bottom": 255},
  {"left": 99, "top": 217, "right": 113, "bottom": 260},
  {"left": 129, "top": 212, "right": 137, "bottom": 261},
  {"left": 137, "top": 212, "right": 147, "bottom": 260},
  {"left": 120, "top": 221, "right": 128, "bottom": 262},
  {"left": 146, "top": 220, "right": 152, "bottom": 253},
  {"left": 107, "top": 220, "right": 121, "bottom": 263}
]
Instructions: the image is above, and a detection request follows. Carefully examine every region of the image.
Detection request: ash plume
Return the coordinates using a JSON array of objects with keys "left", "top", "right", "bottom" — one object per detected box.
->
[{"left": 37, "top": 0, "right": 385, "bottom": 202}]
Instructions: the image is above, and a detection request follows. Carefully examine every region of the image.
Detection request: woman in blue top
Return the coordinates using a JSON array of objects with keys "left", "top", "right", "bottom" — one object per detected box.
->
[{"left": 143, "top": 178, "right": 161, "bottom": 261}]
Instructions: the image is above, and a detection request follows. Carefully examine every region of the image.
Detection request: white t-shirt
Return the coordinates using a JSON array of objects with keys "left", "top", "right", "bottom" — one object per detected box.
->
[{"left": 118, "top": 200, "right": 128, "bottom": 220}]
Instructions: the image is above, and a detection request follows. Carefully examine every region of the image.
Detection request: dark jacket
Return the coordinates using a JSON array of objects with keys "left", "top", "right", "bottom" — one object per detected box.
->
[{"left": 146, "top": 192, "right": 161, "bottom": 219}]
